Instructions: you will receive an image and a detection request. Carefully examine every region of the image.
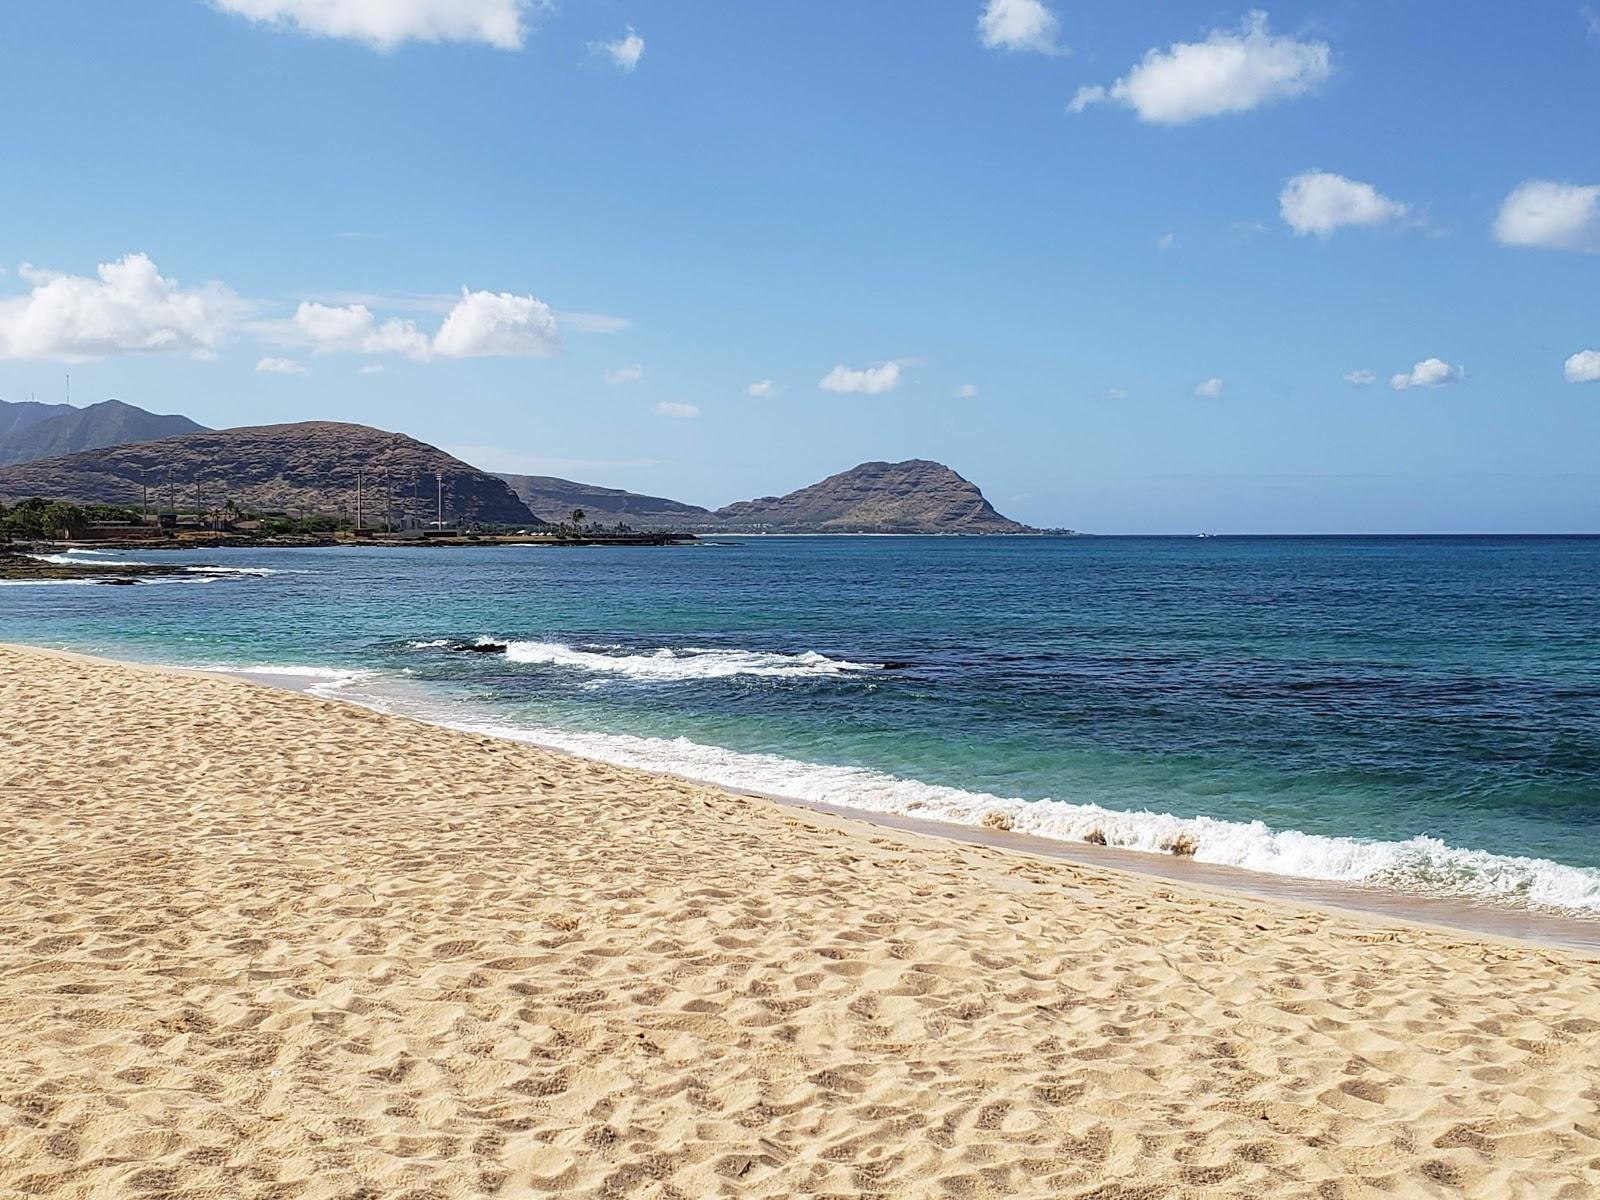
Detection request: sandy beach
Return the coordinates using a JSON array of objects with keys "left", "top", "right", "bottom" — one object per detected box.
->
[{"left": 2, "top": 643, "right": 1598, "bottom": 1199}]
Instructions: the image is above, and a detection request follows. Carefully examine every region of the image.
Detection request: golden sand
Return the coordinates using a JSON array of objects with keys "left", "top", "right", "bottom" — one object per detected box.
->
[{"left": 1, "top": 643, "right": 1597, "bottom": 1199}]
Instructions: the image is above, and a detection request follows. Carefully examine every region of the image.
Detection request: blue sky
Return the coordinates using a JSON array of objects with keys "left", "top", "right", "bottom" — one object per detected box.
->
[{"left": 1, "top": 1, "right": 1597, "bottom": 532}]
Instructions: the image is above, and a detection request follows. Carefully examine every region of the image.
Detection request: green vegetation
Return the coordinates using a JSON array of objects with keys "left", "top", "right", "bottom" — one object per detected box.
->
[{"left": 0, "top": 498, "right": 144, "bottom": 541}]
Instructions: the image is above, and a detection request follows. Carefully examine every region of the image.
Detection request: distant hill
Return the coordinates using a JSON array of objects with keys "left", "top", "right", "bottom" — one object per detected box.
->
[
  {"left": 498, "top": 474, "right": 719, "bottom": 528},
  {"left": 714, "top": 460, "right": 1029, "bottom": 533},
  {"left": 0, "top": 421, "right": 539, "bottom": 526},
  {"left": 507, "top": 460, "right": 1031, "bottom": 533},
  {"left": 0, "top": 398, "right": 207, "bottom": 466},
  {"left": 0, "top": 398, "right": 75, "bottom": 442}
]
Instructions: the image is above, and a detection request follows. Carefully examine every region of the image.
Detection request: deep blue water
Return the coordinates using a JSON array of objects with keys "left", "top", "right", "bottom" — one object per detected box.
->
[{"left": 5, "top": 536, "right": 1599, "bottom": 912}]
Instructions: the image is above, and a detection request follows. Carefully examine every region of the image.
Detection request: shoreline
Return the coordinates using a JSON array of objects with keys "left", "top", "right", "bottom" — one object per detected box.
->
[
  {"left": 12, "top": 640, "right": 1600, "bottom": 953},
  {"left": 4, "top": 641, "right": 1599, "bottom": 1196}
]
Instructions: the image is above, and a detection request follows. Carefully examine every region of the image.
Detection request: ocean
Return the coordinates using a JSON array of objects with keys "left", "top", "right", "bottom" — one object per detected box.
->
[{"left": 5, "top": 535, "right": 1599, "bottom": 921}]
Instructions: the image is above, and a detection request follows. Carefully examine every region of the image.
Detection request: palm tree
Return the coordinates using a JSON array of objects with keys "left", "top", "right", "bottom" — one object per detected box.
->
[{"left": 569, "top": 507, "right": 586, "bottom": 526}]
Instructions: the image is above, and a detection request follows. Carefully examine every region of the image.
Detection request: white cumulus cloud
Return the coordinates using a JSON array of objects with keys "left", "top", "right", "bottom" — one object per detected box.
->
[
  {"left": 819, "top": 361, "right": 902, "bottom": 395},
  {"left": 978, "top": 0, "right": 1062, "bottom": 54},
  {"left": 745, "top": 378, "right": 777, "bottom": 398},
  {"left": 1565, "top": 350, "right": 1600, "bottom": 383},
  {"left": 210, "top": 0, "right": 534, "bottom": 51},
  {"left": 1344, "top": 369, "right": 1375, "bottom": 386},
  {"left": 1390, "top": 358, "right": 1463, "bottom": 390},
  {"left": 0, "top": 252, "right": 243, "bottom": 361},
  {"left": 1194, "top": 377, "right": 1224, "bottom": 398},
  {"left": 593, "top": 26, "right": 644, "bottom": 71},
  {"left": 256, "top": 356, "right": 306, "bottom": 374},
  {"left": 953, "top": 383, "right": 980, "bottom": 399},
  {"left": 1493, "top": 180, "right": 1600, "bottom": 252},
  {"left": 1070, "top": 11, "right": 1330, "bottom": 124},
  {"left": 293, "top": 301, "right": 432, "bottom": 359},
  {"left": 292, "top": 288, "right": 558, "bottom": 361},
  {"left": 603, "top": 364, "right": 644, "bottom": 385},
  {"left": 433, "top": 289, "right": 558, "bottom": 358},
  {"left": 1280, "top": 171, "right": 1408, "bottom": 237},
  {"left": 655, "top": 401, "right": 700, "bottom": 419}
]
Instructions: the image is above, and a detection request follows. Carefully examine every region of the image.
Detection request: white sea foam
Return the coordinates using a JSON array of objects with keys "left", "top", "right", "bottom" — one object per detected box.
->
[
  {"left": 0, "top": 578, "right": 101, "bottom": 587},
  {"left": 26, "top": 554, "right": 293, "bottom": 577},
  {"left": 500, "top": 640, "right": 880, "bottom": 680},
  {"left": 30, "top": 552, "right": 155, "bottom": 567},
  {"left": 420, "top": 715, "right": 1600, "bottom": 915}
]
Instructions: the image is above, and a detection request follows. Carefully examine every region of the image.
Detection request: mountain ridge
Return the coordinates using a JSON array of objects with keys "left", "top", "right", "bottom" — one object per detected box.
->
[
  {"left": 0, "top": 421, "right": 538, "bottom": 525},
  {"left": 504, "top": 459, "right": 1029, "bottom": 534},
  {"left": 0, "top": 398, "right": 207, "bottom": 467},
  {"left": 498, "top": 474, "right": 719, "bottom": 528},
  {"left": 0, "top": 411, "right": 1030, "bottom": 533}
]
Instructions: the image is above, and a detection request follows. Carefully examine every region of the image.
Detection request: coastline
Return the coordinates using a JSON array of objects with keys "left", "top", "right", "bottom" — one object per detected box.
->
[
  {"left": 3, "top": 641, "right": 1599, "bottom": 1197},
  {"left": 11, "top": 640, "right": 1600, "bottom": 952}
]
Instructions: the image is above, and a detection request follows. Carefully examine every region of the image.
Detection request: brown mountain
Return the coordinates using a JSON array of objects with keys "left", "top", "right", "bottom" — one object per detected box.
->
[
  {"left": 0, "top": 398, "right": 207, "bottom": 466},
  {"left": 0, "top": 421, "right": 539, "bottom": 526},
  {"left": 714, "top": 460, "right": 1029, "bottom": 533},
  {"left": 497, "top": 474, "right": 720, "bottom": 528}
]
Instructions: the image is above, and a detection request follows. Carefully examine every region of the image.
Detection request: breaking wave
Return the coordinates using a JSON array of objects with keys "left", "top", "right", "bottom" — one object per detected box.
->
[
  {"left": 435, "top": 716, "right": 1600, "bottom": 915},
  {"left": 497, "top": 640, "right": 882, "bottom": 680}
]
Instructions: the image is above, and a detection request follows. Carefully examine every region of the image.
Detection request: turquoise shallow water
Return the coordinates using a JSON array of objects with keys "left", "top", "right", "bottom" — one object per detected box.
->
[{"left": 5, "top": 535, "right": 1599, "bottom": 914}]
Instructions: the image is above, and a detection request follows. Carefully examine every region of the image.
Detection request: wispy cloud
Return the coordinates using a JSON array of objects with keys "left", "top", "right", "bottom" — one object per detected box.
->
[
  {"left": 1344, "top": 369, "right": 1375, "bottom": 386},
  {"left": 556, "top": 310, "right": 630, "bottom": 334},
  {"left": 603, "top": 363, "right": 643, "bottom": 385},
  {"left": 592, "top": 26, "right": 644, "bottom": 71},
  {"left": 1194, "top": 377, "right": 1224, "bottom": 398},
  {"left": 443, "top": 445, "right": 659, "bottom": 475},
  {"left": 819, "top": 360, "right": 903, "bottom": 395},
  {"left": 255, "top": 356, "right": 305, "bottom": 374},
  {"left": 655, "top": 401, "right": 700, "bottom": 419},
  {"left": 745, "top": 378, "right": 777, "bottom": 398}
]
